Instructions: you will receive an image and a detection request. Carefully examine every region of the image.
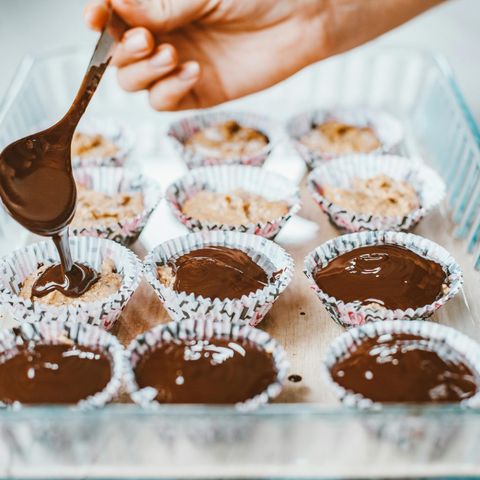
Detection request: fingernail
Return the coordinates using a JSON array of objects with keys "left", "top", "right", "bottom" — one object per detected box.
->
[
  {"left": 124, "top": 31, "right": 148, "bottom": 52},
  {"left": 149, "top": 48, "right": 174, "bottom": 68},
  {"left": 178, "top": 62, "right": 200, "bottom": 81}
]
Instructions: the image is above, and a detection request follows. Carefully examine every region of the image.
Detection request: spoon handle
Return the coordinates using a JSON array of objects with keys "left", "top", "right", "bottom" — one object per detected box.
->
[{"left": 63, "top": 10, "right": 127, "bottom": 129}]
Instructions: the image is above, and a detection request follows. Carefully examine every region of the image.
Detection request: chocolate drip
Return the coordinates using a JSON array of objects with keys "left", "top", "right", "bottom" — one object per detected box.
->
[
  {"left": 134, "top": 338, "right": 276, "bottom": 404},
  {"left": 0, "top": 344, "right": 111, "bottom": 404},
  {"left": 331, "top": 333, "right": 478, "bottom": 403},
  {"left": 313, "top": 244, "right": 446, "bottom": 310},
  {"left": 0, "top": 64, "right": 109, "bottom": 299},
  {"left": 168, "top": 246, "right": 269, "bottom": 300}
]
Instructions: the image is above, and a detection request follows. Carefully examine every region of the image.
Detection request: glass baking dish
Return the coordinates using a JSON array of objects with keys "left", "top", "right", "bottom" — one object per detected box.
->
[{"left": 0, "top": 45, "right": 479, "bottom": 479}]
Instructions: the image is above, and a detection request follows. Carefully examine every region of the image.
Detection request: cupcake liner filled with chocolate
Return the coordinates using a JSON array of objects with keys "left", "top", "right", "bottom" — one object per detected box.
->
[
  {"left": 324, "top": 320, "right": 480, "bottom": 408},
  {"left": 287, "top": 108, "right": 403, "bottom": 168},
  {"left": 304, "top": 231, "right": 463, "bottom": 328},
  {"left": 125, "top": 318, "right": 289, "bottom": 410},
  {"left": 72, "top": 117, "right": 134, "bottom": 168},
  {"left": 73, "top": 166, "right": 162, "bottom": 246},
  {"left": 166, "top": 165, "right": 300, "bottom": 240},
  {"left": 143, "top": 231, "right": 294, "bottom": 325},
  {"left": 307, "top": 154, "right": 445, "bottom": 232},
  {"left": 0, "top": 320, "right": 125, "bottom": 408},
  {"left": 0, "top": 236, "right": 142, "bottom": 330},
  {"left": 168, "top": 111, "right": 279, "bottom": 168}
]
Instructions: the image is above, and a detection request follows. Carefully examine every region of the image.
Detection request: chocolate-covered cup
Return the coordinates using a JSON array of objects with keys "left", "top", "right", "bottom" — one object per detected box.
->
[
  {"left": 304, "top": 231, "right": 463, "bottom": 328},
  {"left": 126, "top": 318, "right": 289, "bottom": 410},
  {"left": 143, "top": 231, "right": 294, "bottom": 325}
]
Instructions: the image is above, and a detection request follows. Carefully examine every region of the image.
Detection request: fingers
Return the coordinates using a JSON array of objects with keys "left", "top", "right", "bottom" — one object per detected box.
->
[
  {"left": 111, "top": 27, "right": 156, "bottom": 67},
  {"left": 84, "top": 0, "right": 110, "bottom": 31},
  {"left": 117, "top": 44, "right": 178, "bottom": 92},
  {"left": 148, "top": 62, "right": 201, "bottom": 111},
  {"left": 111, "top": 0, "right": 220, "bottom": 32}
]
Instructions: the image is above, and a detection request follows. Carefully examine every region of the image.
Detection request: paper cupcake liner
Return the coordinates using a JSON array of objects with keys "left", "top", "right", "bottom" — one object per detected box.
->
[
  {"left": 304, "top": 231, "right": 463, "bottom": 328},
  {"left": 72, "top": 166, "right": 162, "bottom": 246},
  {"left": 287, "top": 108, "right": 403, "bottom": 169},
  {"left": 0, "top": 320, "right": 126, "bottom": 408},
  {"left": 307, "top": 154, "right": 446, "bottom": 232},
  {"left": 165, "top": 165, "right": 301, "bottom": 240},
  {"left": 167, "top": 111, "right": 280, "bottom": 168},
  {"left": 324, "top": 319, "right": 480, "bottom": 408},
  {"left": 0, "top": 236, "right": 142, "bottom": 330},
  {"left": 72, "top": 117, "right": 135, "bottom": 168},
  {"left": 144, "top": 231, "right": 294, "bottom": 326},
  {"left": 125, "top": 318, "right": 289, "bottom": 410},
  {"left": 323, "top": 320, "right": 480, "bottom": 448}
]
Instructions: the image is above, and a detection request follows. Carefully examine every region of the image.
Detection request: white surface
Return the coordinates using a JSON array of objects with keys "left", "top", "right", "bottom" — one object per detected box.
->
[{"left": 0, "top": 0, "right": 479, "bottom": 124}]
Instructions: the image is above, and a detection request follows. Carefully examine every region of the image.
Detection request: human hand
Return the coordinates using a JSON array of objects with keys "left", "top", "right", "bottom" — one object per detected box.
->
[
  {"left": 84, "top": 0, "right": 444, "bottom": 111},
  {"left": 84, "top": 0, "right": 327, "bottom": 110}
]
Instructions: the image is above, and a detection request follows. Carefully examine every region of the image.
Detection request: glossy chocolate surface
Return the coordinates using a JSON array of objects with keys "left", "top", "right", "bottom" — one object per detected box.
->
[
  {"left": 0, "top": 344, "right": 111, "bottom": 404},
  {"left": 313, "top": 244, "right": 446, "bottom": 310},
  {"left": 134, "top": 338, "right": 277, "bottom": 404},
  {"left": 331, "top": 333, "right": 478, "bottom": 403},
  {"left": 167, "top": 246, "right": 269, "bottom": 300}
]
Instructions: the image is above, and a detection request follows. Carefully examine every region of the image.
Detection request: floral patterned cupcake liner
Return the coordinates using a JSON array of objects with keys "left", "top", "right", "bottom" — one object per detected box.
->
[
  {"left": 0, "top": 319, "right": 126, "bottom": 408},
  {"left": 307, "top": 154, "right": 446, "bottom": 232},
  {"left": 143, "top": 230, "right": 294, "bottom": 326},
  {"left": 72, "top": 117, "right": 135, "bottom": 168},
  {"left": 125, "top": 318, "right": 289, "bottom": 410},
  {"left": 304, "top": 231, "right": 463, "bottom": 328},
  {"left": 0, "top": 236, "right": 142, "bottom": 330},
  {"left": 73, "top": 166, "right": 162, "bottom": 246},
  {"left": 287, "top": 108, "right": 403, "bottom": 168},
  {"left": 167, "top": 110, "right": 280, "bottom": 168},
  {"left": 165, "top": 165, "right": 301, "bottom": 240}
]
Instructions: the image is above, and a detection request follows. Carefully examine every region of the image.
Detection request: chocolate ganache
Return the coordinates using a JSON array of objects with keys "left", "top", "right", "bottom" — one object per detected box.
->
[
  {"left": 166, "top": 246, "right": 269, "bottom": 300},
  {"left": 0, "top": 344, "right": 111, "bottom": 404},
  {"left": 0, "top": 13, "right": 126, "bottom": 300},
  {"left": 313, "top": 244, "right": 446, "bottom": 310},
  {"left": 331, "top": 333, "right": 478, "bottom": 403},
  {"left": 134, "top": 338, "right": 277, "bottom": 403}
]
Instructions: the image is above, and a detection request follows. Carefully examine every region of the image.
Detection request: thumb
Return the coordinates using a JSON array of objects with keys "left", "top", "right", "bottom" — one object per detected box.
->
[{"left": 111, "top": 0, "right": 220, "bottom": 32}]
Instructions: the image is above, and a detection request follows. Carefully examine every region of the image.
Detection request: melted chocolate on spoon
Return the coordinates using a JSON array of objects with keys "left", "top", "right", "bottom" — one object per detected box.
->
[
  {"left": 313, "top": 244, "right": 446, "bottom": 310},
  {"left": 331, "top": 333, "right": 478, "bottom": 403},
  {"left": 134, "top": 338, "right": 277, "bottom": 404},
  {"left": 0, "top": 344, "right": 111, "bottom": 404},
  {"left": 0, "top": 13, "right": 125, "bottom": 299},
  {"left": 165, "top": 246, "right": 269, "bottom": 300}
]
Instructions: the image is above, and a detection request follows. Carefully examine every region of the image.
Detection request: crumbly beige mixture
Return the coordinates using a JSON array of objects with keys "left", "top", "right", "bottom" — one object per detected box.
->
[
  {"left": 157, "top": 265, "right": 175, "bottom": 288},
  {"left": 19, "top": 259, "right": 122, "bottom": 307},
  {"left": 72, "top": 132, "right": 119, "bottom": 158},
  {"left": 71, "top": 186, "right": 143, "bottom": 228},
  {"left": 322, "top": 174, "right": 420, "bottom": 217},
  {"left": 182, "top": 189, "right": 289, "bottom": 225},
  {"left": 300, "top": 121, "right": 381, "bottom": 155},
  {"left": 185, "top": 120, "right": 269, "bottom": 158}
]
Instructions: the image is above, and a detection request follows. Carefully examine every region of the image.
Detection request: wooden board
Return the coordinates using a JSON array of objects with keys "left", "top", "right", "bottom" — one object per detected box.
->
[{"left": 113, "top": 175, "right": 480, "bottom": 405}]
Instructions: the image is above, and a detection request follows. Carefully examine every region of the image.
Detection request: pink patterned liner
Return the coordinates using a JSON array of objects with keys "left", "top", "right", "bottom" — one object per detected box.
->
[
  {"left": 167, "top": 111, "right": 280, "bottom": 168},
  {"left": 143, "top": 230, "right": 294, "bottom": 326},
  {"left": 304, "top": 231, "right": 463, "bottom": 328},
  {"left": 165, "top": 165, "right": 300, "bottom": 240},
  {"left": 287, "top": 108, "right": 403, "bottom": 169},
  {"left": 0, "top": 320, "right": 126, "bottom": 408},
  {"left": 307, "top": 154, "right": 446, "bottom": 232},
  {"left": 73, "top": 166, "right": 162, "bottom": 246},
  {"left": 125, "top": 318, "right": 289, "bottom": 410},
  {"left": 0, "top": 236, "right": 142, "bottom": 331},
  {"left": 323, "top": 320, "right": 480, "bottom": 408}
]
